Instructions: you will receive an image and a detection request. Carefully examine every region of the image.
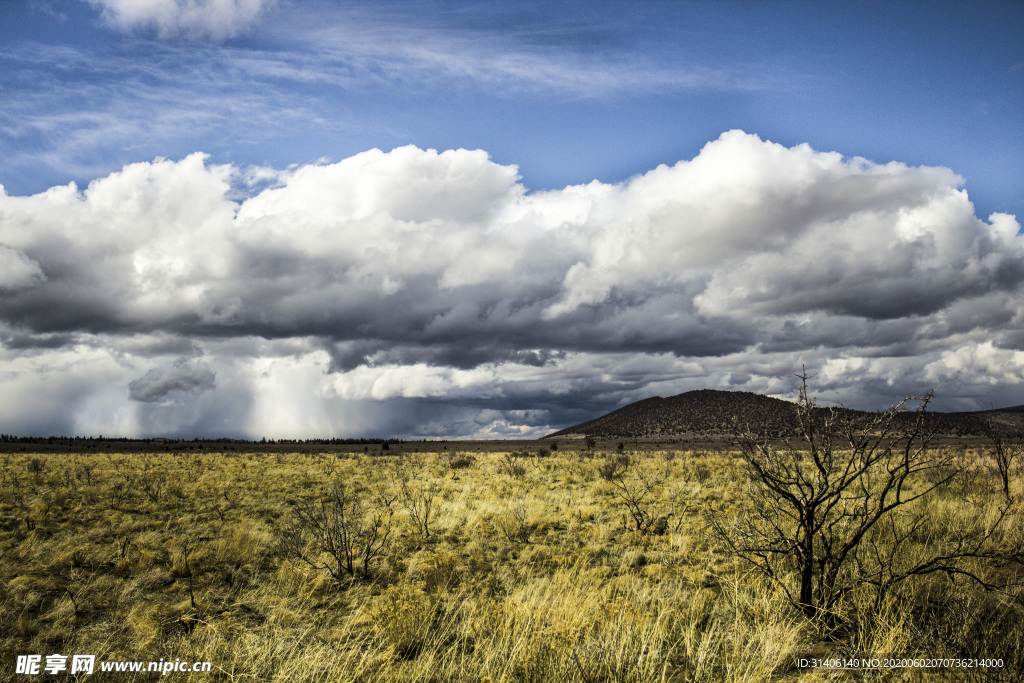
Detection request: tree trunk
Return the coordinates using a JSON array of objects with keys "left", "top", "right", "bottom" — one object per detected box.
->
[{"left": 799, "top": 527, "right": 815, "bottom": 616}]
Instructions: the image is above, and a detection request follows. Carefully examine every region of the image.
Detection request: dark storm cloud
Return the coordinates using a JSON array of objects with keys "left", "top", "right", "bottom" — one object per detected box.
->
[
  {"left": 0, "top": 328, "right": 78, "bottom": 351},
  {"left": 0, "top": 132, "right": 1022, "bottom": 437},
  {"left": 128, "top": 357, "right": 217, "bottom": 403}
]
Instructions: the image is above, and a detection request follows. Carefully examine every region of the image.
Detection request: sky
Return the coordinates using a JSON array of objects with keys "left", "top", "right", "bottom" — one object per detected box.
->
[{"left": 0, "top": 0, "right": 1022, "bottom": 439}]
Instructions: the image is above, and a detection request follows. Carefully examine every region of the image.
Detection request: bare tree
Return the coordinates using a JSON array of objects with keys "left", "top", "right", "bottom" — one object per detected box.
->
[
  {"left": 395, "top": 465, "right": 440, "bottom": 539},
  {"left": 278, "top": 482, "right": 393, "bottom": 581},
  {"left": 983, "top": 423, "right": 1023, "bottom": 504},
  {"left": 500, "top": 451, "right": 527, "bottom": 478},
  {"left": 609, "top": 467, "right": 662, "bottom": 533},
  {"left": 708, "top": 370, "right": 1017, "bottom": 621},
  {"left": 494, "top": 503, "right": 532, "bottom": 543}
]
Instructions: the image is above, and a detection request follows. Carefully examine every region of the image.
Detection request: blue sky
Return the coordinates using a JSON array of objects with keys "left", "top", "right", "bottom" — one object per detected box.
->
[
  {"left": 4, "top": 1, "right": 1021, "bottom": 215},
  {"left": 0, "top": 0, "right": 1022, "bottom": 438}
]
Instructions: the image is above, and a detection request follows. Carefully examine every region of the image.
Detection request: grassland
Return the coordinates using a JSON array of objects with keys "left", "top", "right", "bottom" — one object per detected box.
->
[{"left": 1, "top": 443, "right": 1021, "bottom": 681}]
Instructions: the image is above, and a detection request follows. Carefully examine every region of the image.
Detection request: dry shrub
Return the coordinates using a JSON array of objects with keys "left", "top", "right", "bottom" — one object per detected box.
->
[
  {"left": 493, "top": 504, "right": 532, "bottom": 544},
  {"left": 368, "top": 583, "right": 436, "bottom": 659},
  {"left": 596, "top": 453, "right": 630, "bottom": 481},
  {"left": 445, "top": 452, "right": 475, "bottom": 470},
  {"left": 417, "top": 548, "right": 460, "bottom": 594}
]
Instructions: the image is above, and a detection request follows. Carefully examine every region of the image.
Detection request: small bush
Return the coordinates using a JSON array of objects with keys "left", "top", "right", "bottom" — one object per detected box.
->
[
  {"left": 418, "top": 549, "right": 460, "bottom": 593},
  {"left": 445, "top": 452, "right": 475, "bottom": 470},
  {"left": 501, "top": 452, "right": 527, "bottom": 478},
  {"left": 494, "top": 504, "right": 532, "bottom": 543},
  {"left": 369, "top": 583, "right": 434, "bottom": 659},
  {"left": 596, "top": 454, "right": 630, "bottom": 481}
]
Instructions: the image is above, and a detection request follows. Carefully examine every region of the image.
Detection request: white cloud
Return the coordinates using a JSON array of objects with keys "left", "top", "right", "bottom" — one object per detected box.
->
[
  {"left": 0, "top": 132, "right": 1022, "bottom": 437},
  {"left": 305, "top": 21, "right": 758, "bottom": 98},
  {"left": 88, "top": 0, "right": 272, "bottom": 40},
  {"left": 326, "top": 363, "right": 501, "bottom": 402},
  {"left": 924, "top": 342, "right": 1024, "bottom": 386}
]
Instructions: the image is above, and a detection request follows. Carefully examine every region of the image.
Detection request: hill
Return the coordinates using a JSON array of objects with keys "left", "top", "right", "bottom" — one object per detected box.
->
[{"left": 547, "top": 389, "right": 1024, "bottom": 439}]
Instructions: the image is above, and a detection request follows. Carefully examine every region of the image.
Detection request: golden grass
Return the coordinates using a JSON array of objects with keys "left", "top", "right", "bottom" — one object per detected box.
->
[{"left": 0, "top": 447, "right": 1020, "bottom": 681}]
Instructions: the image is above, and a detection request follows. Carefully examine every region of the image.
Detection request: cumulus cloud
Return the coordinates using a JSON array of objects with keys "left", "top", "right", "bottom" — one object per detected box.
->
[
  {"left": 87, "top": 0, "right": 273, "bottom": 40},
  {"left": 0, "top": 131, "right": 1022, "bottom": 437},
  {"left": 0, "top": 245, "right": 46, "bottom": 293},
  {"left": 924, "top": 342, "right": 1024, "bottom": 387}
]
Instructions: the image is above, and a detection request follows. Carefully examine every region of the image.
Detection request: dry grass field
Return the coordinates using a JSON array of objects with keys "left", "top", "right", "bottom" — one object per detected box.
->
[{"left": 1, "top": 438, "right": 1021, "bottom": 681}]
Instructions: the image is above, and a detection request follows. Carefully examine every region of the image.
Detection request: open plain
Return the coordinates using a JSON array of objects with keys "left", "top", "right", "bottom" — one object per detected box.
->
[{"left": 2, "top": 428, "right": 1022, "bottom": 682}]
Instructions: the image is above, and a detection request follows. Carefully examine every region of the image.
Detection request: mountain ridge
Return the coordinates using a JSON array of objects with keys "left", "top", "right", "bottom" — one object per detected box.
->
[{"left": 547, "top": 389, "right": 1024, "bottom": 439}]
